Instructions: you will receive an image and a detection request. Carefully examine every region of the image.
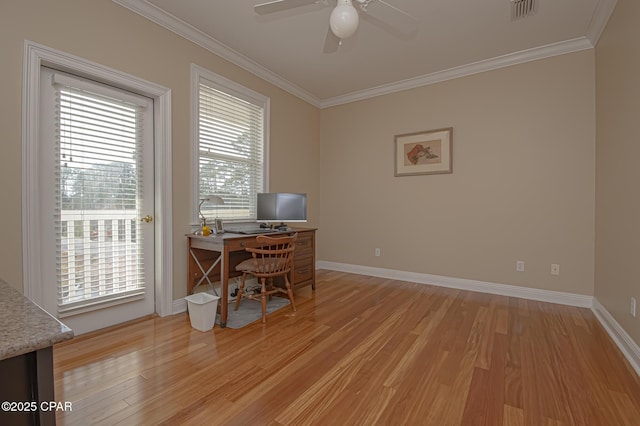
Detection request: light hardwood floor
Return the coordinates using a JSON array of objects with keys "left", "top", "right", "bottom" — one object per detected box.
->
[{"left": 53, "top": 270, "right": 640, "bottom": 425}]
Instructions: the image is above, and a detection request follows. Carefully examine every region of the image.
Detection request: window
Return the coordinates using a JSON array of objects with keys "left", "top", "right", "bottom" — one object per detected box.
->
[{"left": 192, "top": 65, "right": 269, "bottom": 223}]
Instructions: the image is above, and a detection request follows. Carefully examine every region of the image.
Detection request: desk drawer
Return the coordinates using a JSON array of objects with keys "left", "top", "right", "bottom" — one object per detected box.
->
[
  {"left": 191, "top": 237, "right": 224, "bottom": 251},
  {"left": 225, "top": 237, "right": 255, "bottom": 251},
  {"left": 294, "top": 232, "right": 314, "bottom": 258},
  {"left": 293, "top": 257, "right": 313, "bottom": 285}
]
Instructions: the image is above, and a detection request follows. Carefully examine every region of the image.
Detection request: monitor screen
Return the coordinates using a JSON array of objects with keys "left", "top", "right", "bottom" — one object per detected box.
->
[{"left": 257, "top": 193, "right": 307, "bottom": 223}]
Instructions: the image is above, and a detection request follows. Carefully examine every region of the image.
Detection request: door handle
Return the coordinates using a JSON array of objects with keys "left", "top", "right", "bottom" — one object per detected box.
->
[{"left": 140, "top": 215, "right": 153, "bottom": 223}]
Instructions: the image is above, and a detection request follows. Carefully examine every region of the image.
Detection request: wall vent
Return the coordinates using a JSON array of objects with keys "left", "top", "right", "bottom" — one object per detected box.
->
[{"left": 511, "top": 0, "right": 536, "bottom": 20}]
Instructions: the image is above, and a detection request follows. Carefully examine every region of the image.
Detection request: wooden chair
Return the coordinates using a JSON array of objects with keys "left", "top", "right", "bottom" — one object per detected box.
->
[{"left": 234, "top": 233, "right": 298, "bottom": 323}]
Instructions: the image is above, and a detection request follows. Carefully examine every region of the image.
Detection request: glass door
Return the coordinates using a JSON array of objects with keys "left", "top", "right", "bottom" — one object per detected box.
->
[{"left": 38, "top": 68, "right": 155, "bottom": 334}]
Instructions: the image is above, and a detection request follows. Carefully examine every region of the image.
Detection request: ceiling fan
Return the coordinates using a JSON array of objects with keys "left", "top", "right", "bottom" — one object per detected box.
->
[{"left": 254, "top": 0, "right": 417, "bottom": 51}]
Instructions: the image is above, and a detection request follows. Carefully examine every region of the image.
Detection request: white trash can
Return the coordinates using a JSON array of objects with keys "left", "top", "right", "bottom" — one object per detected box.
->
[{"left": 184, "top": 292, "right": 220, "bottom": 331}]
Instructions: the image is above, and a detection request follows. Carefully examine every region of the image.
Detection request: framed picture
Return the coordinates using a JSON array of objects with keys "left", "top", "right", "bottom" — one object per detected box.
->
[
  {"left": 394, "top": 127, "right": 453, "bottom": 176},
  {"left": 214, "top": 218, "right": 224, "bottom": 234}
]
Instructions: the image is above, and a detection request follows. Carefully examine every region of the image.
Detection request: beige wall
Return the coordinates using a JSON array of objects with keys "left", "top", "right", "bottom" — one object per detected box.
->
[
  {"left": 319, "top": 51, "right": 596, "bottom": 296},
  {"left": 595, "top": 0, "right": 640, "bottom": 346},
  {"left": 0, "top": 0, "right": 617, "bottom": 325},
  {"left": 0, "top": 0, "right": 320, "bottom": 299}
]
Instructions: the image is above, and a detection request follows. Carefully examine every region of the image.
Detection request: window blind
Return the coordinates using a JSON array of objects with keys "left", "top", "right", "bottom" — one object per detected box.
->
[
  {"left": 53, "top": 74, "right": 146, "bottom": 315},
  {"left": 198, "top": 80, "right": 265, "bottom": 221}
]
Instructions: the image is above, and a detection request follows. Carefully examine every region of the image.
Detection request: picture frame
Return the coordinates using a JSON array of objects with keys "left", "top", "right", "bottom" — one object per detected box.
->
[
  {"left": 214, "top": 218, "right": 224, "bottom": 234},
  {"left": 394, "top": 127, "right": 453, "bottom": 176}
]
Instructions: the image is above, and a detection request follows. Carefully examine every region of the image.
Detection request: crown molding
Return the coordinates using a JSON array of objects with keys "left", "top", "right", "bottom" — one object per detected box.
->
[
  {"left": 112, "top": 0, "right": 321, "bottom": 107},
  {"left": 585, "top": 0, "right": 618, "bottom": 46},
  {"left": 319, "top": 37, "right": 594, "bottom": 108},
  {"left": 114, "top": 0, "right": 613, "bottom": 110}
]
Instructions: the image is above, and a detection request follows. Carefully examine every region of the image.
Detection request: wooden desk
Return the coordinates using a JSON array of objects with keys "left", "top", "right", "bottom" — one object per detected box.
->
[{"left": 187, "top": 228, "right": 316, "bottom": 328}]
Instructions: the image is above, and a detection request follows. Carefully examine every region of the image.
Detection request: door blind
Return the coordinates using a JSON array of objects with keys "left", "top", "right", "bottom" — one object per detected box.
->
[
  {"left": 198, "top": 81, "right": 265, "bottom": 220},
  {"left": 53, "top": 74, "right": 147, "bottom": 315}
]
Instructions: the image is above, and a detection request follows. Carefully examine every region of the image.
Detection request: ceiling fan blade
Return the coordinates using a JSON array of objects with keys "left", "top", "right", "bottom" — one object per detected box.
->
[
  {"left": 323, "top": 26, "right": 340, "bottom": 53},
  {"left": 255, "top": 0, "right": 320, "bottom": 15},
  {"left": 361, "top": 0, "right": 418, "bottom": 38}
]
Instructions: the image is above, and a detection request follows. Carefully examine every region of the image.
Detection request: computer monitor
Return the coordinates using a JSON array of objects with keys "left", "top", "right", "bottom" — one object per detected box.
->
[{"left": 257, "top": 193, "right": 307, "bottom": 228}]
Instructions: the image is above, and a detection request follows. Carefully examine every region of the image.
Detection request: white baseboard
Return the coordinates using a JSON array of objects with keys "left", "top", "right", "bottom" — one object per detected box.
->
[
  {"left": 591, "top": 298, "right": 640, "bottom": 377},
  {"left": 173, "top": 298, "right": 187, "bottom": 315},
  {"left": 316, "top": 261, "right": 593, "bottom": 307}
]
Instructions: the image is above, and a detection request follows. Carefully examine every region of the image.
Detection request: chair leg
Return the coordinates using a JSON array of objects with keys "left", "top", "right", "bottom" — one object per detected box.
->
[
  {"left": 267, "top": 278, "right": 274, "bottom": 301},
  {"left": 234, "top": 273, "right": 247, "bottom": 311},
  {"left": 285, "top": 276, "right": 296, "bottom": 312},
  {"left": 260, "top": 278, "right": 267, "bottom": 323}
]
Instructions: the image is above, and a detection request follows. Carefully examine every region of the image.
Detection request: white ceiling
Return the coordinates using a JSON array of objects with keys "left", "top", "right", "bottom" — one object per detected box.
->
[{"left": 114, "top": 0, "right": 617, "bottom": 107}]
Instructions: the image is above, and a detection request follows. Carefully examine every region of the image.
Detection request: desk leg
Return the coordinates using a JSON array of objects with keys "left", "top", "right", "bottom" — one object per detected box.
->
[
  {"left": 220, "top": 247, "right": 230, "bottom": 328},
  {"left": 189, "top": 249, "right": 222, "bottom": 295}
]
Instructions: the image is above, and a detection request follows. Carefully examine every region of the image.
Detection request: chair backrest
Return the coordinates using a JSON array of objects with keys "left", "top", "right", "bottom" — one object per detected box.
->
[{"left": 245, "top": 233, "right": 298, "bottom": 278}]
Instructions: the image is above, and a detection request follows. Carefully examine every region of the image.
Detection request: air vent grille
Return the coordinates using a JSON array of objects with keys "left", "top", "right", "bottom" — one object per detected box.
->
[{"left": 511, "top": 0, "right": 536, "bottom": 20}]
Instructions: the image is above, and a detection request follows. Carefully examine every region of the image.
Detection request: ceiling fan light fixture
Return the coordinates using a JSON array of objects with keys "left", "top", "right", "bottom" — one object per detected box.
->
[{"left": 329, "top": 0, "right": 359, "bottom": 39}]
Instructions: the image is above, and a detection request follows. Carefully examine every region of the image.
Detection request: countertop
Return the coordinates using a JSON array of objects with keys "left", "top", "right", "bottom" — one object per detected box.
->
[{"left": 0, "top": 279, "right": 73, "bottom": 361}]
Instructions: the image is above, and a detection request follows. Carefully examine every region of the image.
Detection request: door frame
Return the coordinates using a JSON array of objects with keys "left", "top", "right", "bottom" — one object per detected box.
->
[{"left": 21, "top": 40, "right": 174, "bottom": 317}]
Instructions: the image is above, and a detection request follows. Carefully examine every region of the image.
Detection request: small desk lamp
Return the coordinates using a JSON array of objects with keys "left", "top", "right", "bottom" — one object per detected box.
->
[{"left": 198, "top": 194, "right": 224, "bottom": 235}]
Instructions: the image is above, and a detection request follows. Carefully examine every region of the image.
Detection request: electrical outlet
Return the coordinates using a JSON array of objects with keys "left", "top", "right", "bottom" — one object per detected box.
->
[
  {"left": 375, "top": 248, "right": 381, "bottom": 257},
  {"left": 516, "top": 260, "right": 525, "bottom": 272},
  {"left": 631, "top": 297, "right": 637, "bottom": 318},
  {"left": 551, "top": 264, "right": 560, "bottom": 276}
]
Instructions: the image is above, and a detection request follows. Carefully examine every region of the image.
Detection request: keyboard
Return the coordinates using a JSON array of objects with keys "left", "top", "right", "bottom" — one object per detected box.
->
[{"left": 228, "top": 228, "right": 278, "bottom": 235}]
